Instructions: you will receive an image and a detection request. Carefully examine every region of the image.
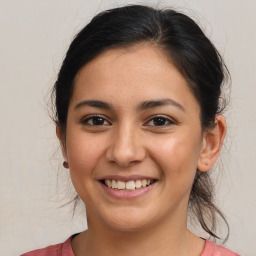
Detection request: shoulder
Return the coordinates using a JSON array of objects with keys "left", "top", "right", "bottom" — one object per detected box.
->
[
  {"left": 20, "top": 237, "right": 74, "bottom": 256},
  {"left": 201, "top": 240, "right": 240, "bottom": 256}
]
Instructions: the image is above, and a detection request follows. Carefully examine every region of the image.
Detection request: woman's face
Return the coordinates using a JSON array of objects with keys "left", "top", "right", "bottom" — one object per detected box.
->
[{"left": 62, "top": 45, "right": 207, "bottom": 231}]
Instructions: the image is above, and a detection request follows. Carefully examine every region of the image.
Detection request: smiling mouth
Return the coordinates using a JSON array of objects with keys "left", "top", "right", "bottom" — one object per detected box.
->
[{"left": 100, "top": 179, "right": 156, "bottom": 191}]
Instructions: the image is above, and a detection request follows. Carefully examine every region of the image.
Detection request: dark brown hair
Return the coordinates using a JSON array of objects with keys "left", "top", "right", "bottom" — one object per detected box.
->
[{"left": 53, "top": 5, "right": 230, "bottom": 241}]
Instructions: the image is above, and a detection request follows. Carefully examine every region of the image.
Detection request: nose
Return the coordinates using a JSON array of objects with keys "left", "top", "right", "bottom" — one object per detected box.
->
[{"left": 106, "top": 123, "right": 146, "bottom": 167}]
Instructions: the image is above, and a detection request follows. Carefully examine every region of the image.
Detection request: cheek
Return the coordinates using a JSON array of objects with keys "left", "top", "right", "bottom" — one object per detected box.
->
[
  {"left": 148, "top": 132, "right": 201, "bottom": 182},
  {"left": 65, "top": 133, "right": 108, "bottom": 204},
  {"left": 66, "top": 132, "right": 106, "bottom": 178}
]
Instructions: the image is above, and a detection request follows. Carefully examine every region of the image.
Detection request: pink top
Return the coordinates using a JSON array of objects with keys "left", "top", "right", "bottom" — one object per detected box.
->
[{"left": 21, "top": 237, "right": 239, "bottom": 256}]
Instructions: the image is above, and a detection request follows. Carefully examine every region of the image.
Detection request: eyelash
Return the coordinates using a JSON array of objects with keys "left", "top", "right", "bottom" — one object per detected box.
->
[
  {"left": 145, "top": 115, "right": 176, "bottom": 127},
  {"left": 81, "top": 114, "right": 176, "bottom": 127},
  {"left": 81, "top": 115, "right": 111, "bottom": 126}
]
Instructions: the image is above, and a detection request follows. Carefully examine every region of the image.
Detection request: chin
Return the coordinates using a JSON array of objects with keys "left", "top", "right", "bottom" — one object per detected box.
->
[
  {"left": 107, "top": 219, "right": 150, "bottom": 232},
  {"left": 99, "top": 208, "right": 157, "bottom": 232}
]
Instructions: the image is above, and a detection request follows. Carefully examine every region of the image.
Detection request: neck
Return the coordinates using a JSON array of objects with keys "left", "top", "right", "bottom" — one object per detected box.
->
[{"left": 71, "top": 211, "right": 205, "bottom": 256}]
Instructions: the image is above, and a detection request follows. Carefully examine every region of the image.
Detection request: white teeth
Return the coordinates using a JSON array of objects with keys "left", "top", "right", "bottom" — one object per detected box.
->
[
  {"left": 141, "top": 180, "right": 147, "bottom": 187},
  {"left": 117, "top": 181, "right": 125, "bottom": 190},
  {"left": 104, "top": 179, "right": 154, "bottom": 190},
  {"left": 135, "top": 180, "right": 142, "bottom": 188},
  {"left": 125, "top": 180, "right": 135, "bottom": 190},
  {"left": 112, "top": 180, "right": 117, "bottom": 189},
  {"left": 106, "top": 179, "right": 111, "bottom": 187}
]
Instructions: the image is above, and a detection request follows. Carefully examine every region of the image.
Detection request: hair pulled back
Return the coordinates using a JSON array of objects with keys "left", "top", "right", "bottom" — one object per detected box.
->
[{"left": 53, "top": 5, "right": 229, "bottom": 241}]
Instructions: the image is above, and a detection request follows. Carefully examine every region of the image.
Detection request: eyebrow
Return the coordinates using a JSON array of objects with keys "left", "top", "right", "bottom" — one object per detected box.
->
[
  {"left": 74, "top": 100, "right": 113, "bottom": 110},
  {"left": 136, "top": 98, "right": 185, "bottom": 112},
  {"left": 74, "top": 98, "right": 185, "bottom": 112}
]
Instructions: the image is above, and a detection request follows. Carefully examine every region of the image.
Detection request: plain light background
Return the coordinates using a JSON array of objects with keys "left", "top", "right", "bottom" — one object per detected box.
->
[{"left": 0, "top": 0, "right": 255, "bottom": 255}]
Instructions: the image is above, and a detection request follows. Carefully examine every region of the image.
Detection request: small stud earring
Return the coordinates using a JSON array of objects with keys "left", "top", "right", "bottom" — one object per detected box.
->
[{"left": 63, "top": 161, "right": 69, "bottom": 169}]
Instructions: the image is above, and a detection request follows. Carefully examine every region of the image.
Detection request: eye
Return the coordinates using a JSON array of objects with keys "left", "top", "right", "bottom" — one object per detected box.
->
[
  {"left": 81, "top": 115, "right": 111, "bottom": 126},
  {"left": 145, "top": 116, "right": 175, "bottom": 127}
]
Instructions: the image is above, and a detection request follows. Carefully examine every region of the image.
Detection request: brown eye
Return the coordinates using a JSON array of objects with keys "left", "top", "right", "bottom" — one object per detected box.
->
[
  {"left": 145, "top": 116, "right": 175, "bottom": 127},
  {"left": 153, "top": 117, "right": 168, "bottom": 126},
  {"left": 82, "top": 115, "right": 111, "bottom": 126}
]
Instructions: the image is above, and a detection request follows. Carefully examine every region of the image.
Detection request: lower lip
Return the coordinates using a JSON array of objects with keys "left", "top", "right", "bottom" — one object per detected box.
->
[{"left": 99, "top": 181, "right": 156, "bottom": 199}]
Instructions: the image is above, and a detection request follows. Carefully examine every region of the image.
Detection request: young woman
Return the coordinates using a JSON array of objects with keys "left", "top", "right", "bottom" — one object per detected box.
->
[{"left": 22, "top": 5, "right": 239, "bottom": 256}]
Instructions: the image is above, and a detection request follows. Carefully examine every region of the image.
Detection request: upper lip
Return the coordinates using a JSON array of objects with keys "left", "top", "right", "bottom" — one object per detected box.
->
[{"left": 98, "top": 175, "right": 157, "bottom": 182}]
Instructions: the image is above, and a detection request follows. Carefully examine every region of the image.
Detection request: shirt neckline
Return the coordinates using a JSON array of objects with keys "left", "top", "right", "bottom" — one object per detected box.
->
[{"left": 66, "top": 235, "right": 211, "bottom": 255}]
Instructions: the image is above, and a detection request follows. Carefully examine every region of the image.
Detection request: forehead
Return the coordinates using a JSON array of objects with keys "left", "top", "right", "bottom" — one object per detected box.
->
[{"left": 71, "top": 45, "right": 199, "bottom": 112}]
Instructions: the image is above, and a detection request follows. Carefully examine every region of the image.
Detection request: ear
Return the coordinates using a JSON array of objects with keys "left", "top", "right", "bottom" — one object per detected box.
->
[
  {"left": 56, "top": 125, "right": 68, "bottom": 161},
  {"left": 197, "top": 114, "right": 226, "bottom": 172}
]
